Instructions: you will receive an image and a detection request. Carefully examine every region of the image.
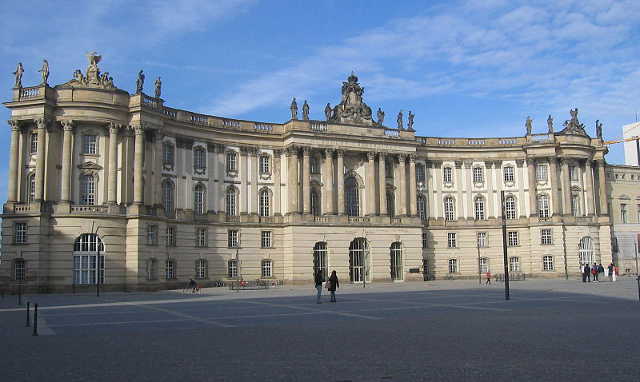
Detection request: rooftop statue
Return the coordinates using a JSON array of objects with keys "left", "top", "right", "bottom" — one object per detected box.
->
[
  {"left": 560, "top": 108, "right": 588, "bottom": 136},
  {"left": 61, "top": 53, "right": 116, "bottom": 89},
  {"left": 596, "top": 120, "right": 603, "bottom": 140},
  {"left": 324, "top": 103, "right": 332, "bottom": 121},
  {"left": 136, "top": 70, "right": 145, "bottom": 94},
  {"left": 547, "top": 115, "right": 553, "bottom": 133},
  {"left": 377, "top": 108, "right": 385, "bottom": 126},
  {"left": 38, "top": 59, "right": 49, "bottom": 86},
  {"left": 525, "top": 116, "right": 532, "bottom": 135},
  {"left": 302, "top": 100, "right": 310, "bottom": 120},
  {"left": 155, "top": 77, "right": 162, "bottom": 99},
  {"left": 407, "top": 111, "right": 415, "bottom": 131},
  {"left": 12, "top": 62, "right": 24, "bottom": 88},
  {"left": 328, "top": 72, "right": 373, "bottom": 125},
  {"left": 290, "top": 97, "right": 298, "bottom": 120},
  {"left": 397, "top": 111, "right": 403, "bottom": 130}
]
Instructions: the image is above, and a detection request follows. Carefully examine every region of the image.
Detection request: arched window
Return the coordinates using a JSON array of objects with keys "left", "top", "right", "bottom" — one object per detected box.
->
[
  {"left": 194, "top": 183, "right": 206, "bottom": 215},
  {"left": 444, "top": 196, "right": 456, "bottom": 221},
  {"left": 226, "top": 187, "right": 237, "bottom": 216},
  {"left": 345, "top": 177, "right": 359, "bottom": 216},
  {"left": 474, "top": 196, "right": 485, "bottom": 220},
  {"left": 259, "top": 188, "right": 270, "bottom": 217},
  {"left": 195, "top": 259, "right": 208, "bottom": 279},
  {"left": 390, "top": 242, "right": 403, "bottom": 281},
  {"left": 387, "top": 191, "right": 395, "bottom": 217},
  {"left": 79, "top": 174, "right": 96, "bottom": 205},
  {"left": 163, "top": 141, "right": 175, "bottom": 167},
  {"left": 537, "top": 194, "right": 550, "bottom": 219},
  {"left": 349, "top": 238, "right": 368, "bottom": 283},
  {"left": 578, "top": 237, "right": 594, "bottom": 266},
  {"left": 504, "top": 195, "right": 517, "bottom": 219},
  {"left": 72, "top": 233, "right": 105, "bottom": 285},
  {"left": 417, "top": 195, "right": 427, "bottom": 221},
  {"left": 313, "top": 242, "right": 328, "bottom": 280},
  {"left": 162, "top": 180, "right": 175, "bottom": 217},
  {"left": 310, "top": 189, "right": 320, "bottom": 216},
  {"left": 193, "top": 147, "right": 206, "bottom": 172},
  {"left": 27, "top": 173, "right": 35, "bottom": 202}
]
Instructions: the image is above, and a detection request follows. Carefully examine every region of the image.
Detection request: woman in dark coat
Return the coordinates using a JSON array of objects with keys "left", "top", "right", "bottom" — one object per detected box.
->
[{"left": 328, "top": 270, "right": 339, "bottom": 302}]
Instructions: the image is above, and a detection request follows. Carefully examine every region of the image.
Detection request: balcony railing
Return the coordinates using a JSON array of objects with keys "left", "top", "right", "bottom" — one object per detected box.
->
[
  {"left": 19, "top": 86, "right": 40, "bottom": 100},
  {"left": 71, "top": 205, "right": 108, "bottom": 213}
]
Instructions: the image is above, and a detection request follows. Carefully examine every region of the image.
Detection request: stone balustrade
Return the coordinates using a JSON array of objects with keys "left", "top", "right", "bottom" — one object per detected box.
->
[
  {"left": 19, "top": 86, "right": 41, "bottom": 100},
  {"left": 70, "top": 205, "right": 109, "bottom": 214},
  {"left": 254, "top": 123, "right": 273, "bottom": 132},
  {"left": 384, "top": 129, "right": 400, "bottom": 137},
  {"left": 310, "top": 122, "right": 327, "bottom": 132}
]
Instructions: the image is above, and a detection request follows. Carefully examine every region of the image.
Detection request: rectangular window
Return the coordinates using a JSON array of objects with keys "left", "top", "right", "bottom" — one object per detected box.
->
[
  {"left": 416, "top": 165, "right": 426, "bottom": 184},
  {"left": 503, "top": 166, "right": 514, "bottom": 183},
  {"left": 536, "top": 164, "right": 548, "bottom": 182},
  {"left": 637, "top": 205, "right": 640, "bottom": 223},
  {"left": 146, "top": 225, "right": 158, "bottom": 246},
  {"left": 166, "top": 226, "right": 176, "bottom": 247},
  {"left": 228, "top": 230, "right": 239, "bottom": 248},
  {"left": 507, "top": 231, "right": 519, "bottom": 247},
  {"left": 14, "top": 260, "right": 25, "bottom": 281},
  {"left": 569, "top": 165, "right": 578, "bottom": 181},
  {"left": 196, "top": 228, "right": 207, "bottom": 247},
  {"left": 310, "top": 157, "right": 320, "bottom": 174},
  {"left": 82, "top": 135, "right": 97, "bottom": 154},
  {"left": 541, "top": 228, "right": 552, "bottom": 245},
  {"left": 621, "top": 204, "right": 628, "bottom": 224},
  {"left": 259, "top": 155, "right": 270, "bottom": 174},
  {"left": 261, "top": 260, "right": 272, "bottom": 278},
  {"left": 30, "top": 133, "right": 38, "bottom": 154},
  {"left": 15, "top": 223, "right": 27, "bottom": 244},
  {"left": 473, "top": 167, "right": 484, "bottom": 183},
  {"left": 443, "top": 167, "right": 453, "bottom": 184},
  {"left": 509, "top": 257, "right": 520, "bottom": 272},
  {"left": 476, "top": 232, "right": 487, "bottom": 248},
  {"left": 571, "top": 195, "right": 580, "bottom": 217},
  {"left": 228, "top": 259, "right": 238, "bottom": 278},
  {"left": 448, "top": 259, "right": 458, "bottom": 273},
  {"left": 479, "top": 257, "right": 489, "bottom": 273},
  {"left": 385, "top": 159, "right": 394, "bottom": 178},
  {"left": 226, "top": 151, "right": 237, "bottom": 172},
  {"left": 165, "top": 260, "right": 176, "bottom": 280},
  {"left": 447, "top": 232, "right": 457, "bottom": 248},
  {"left": 261, "top": 231, "right": 272, "bottom": 248},
  {"left": 543, "top": 256, "right": 554, "bottom": 271},
  {"left": 422, "top": 232, "right": 428, "bottom": 249}
]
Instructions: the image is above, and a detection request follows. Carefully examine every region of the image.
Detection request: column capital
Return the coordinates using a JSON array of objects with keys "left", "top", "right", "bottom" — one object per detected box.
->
[
  {"left": 273, "top": 148, "right": 283, "bottom": 157},
  {"left": 285, "top": 146, "right": 297, "bottom": 157},
  {"left": 7, "top": 119, "right": 21, "bottom": 132},
  {"left": 398, "top": 153, "right": 406, "bottom": 162},
  {"left": 132, "top": 124, "right": 146, "bottom": 135},
  {"left": 377, "top": 151, "right": 386, "bottom": 159},
  {"left": 108, "top": 121, "right": 123, "bottom": 135},
  {"left": 216, "top": 143, "right": 226, "bottom": 153},
  {"left": 323, "top": 147, "right": 334, "bottom": 157},
  {"left": 61, "top": 119, "right": 75, "bottom": 132},
  {"left": 35, "top": 117, "right": 49, "bottom": 130},
  {"left": 463, "top": 160, "right": 473, "bottom": 169},
  {"left": 336, "top": 149, "right": 345, "bottom": 157},
  {"left": 454, "top": 160, "right": 462, "bottom": 169},
  {"left": 302, "top": 146, "right": 311, "bottom": 156},
  {"left": 366, "top": 151, "right": 375, "bottom": 161},
  {"left": 515, "top": 159, "right": 524, "bottom": 167},
  {"left": 408, "top": 154, "right": 416, "bottom": 163}
]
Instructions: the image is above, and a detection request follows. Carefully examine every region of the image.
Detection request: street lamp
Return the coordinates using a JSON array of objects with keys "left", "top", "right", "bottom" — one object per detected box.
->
[{"left": 500, "top": 191, "right": 510, "bottom": 300}]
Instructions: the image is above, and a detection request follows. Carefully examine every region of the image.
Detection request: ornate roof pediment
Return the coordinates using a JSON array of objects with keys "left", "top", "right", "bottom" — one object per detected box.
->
[
  {"left": 327, "top": 73, "right": 374, "bottom": 126},
  {"left": 559, "top": 108, "right": 589, "bottom": 137},
  {"left": 58, "top": 52, "right": 117, "bottom": 90}
]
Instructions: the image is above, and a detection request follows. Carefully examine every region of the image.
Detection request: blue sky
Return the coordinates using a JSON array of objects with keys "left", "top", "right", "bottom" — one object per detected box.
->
[{"left": 2, "top": 0, "right": 639, "bottom": 203}]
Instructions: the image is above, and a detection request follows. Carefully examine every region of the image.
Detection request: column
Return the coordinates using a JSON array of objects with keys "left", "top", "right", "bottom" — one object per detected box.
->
[
  {"left": 433, "top": 161, "right": 442, "bottom": 218},
  {"left": 559, "top": 158, "right": 570, "bottom": 215},
  {"left": 596, "top": 160, "right": 608, "bottom": 215},
  {"left": 366, "top": 152, "right": 376, "bottom": 216},
  {"left": 302, "top": 147, "right": 310, "bottom": 214},
  {"left": 527, "top": 158, "right": 537, "bottom": 217},
  {"left": 286, "top": 147, "right": 298, "bottom": 214},
  {"left": 398, "top": 154, "right": 406, "bottom": 216},
  {"left": 34, "top": 118, "right": 47, "bottom": 201},
  {"left": 322, "top": 149, "right": 333, "bottom": 215},
  {"left": 378, "top": 152, "right": 387, "bottom": 215},
  {"left": 274, "top": 149, "right": 282, "bottom": 215},
  {"left": 408, "top": 154, "right": 417, "bottom": 216},
  {"left": 216, "top": 144, "right": 226, "bottom": 213},
  {"left": 549, "top": 158, "right": 560, "bottom": 215},
  {"left": 584, "top": 159, "right": 595, "bottom": 216},
  {"left": 107, "top": 123, "right": 120, "bottom": 204},
  {"left": 60, "top": 120, "right": 74, "bottom": 202},
  {"left": 485, "top": 160, "right": 495, "bottom": 219},
  {"left": 464, "top": 161, "right": 473, "bottom": 219},
  {"left": 7, "top": 120, "right": 21, "bottom": 202},
  {"left": 336, "top": 150, "right": 345, "bottom": 215},
  {"left": 133, "top": 125, "right": 145, "bottom": 205},
  {"left": 240, "top": 147, "right": 249, "bottom": 214},
  {"left": 250, "top": 148, "right": 258, "bottom": 215},
  {"left": 455, "top": 161, "right": 463, "bottom": 218}
]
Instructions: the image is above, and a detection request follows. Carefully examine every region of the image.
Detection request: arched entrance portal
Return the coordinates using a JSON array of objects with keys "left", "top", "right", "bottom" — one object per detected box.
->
[
  {"left": 313, "top": 242, "right": 328, "bottom": 279},
  {"left": 390, "top": 242, "right": 403, "bottom": 281},
  {"left": 578, "top": 236, "right": 595, "bottom": 268},
  {"left": 72, "top": 233, "right": 105, "bottom": 285},
  {"left": 349, "top": 238, "right": 369, "bottom": 283}
]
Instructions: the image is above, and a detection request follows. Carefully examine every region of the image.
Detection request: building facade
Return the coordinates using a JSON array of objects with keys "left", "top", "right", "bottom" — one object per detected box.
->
[
  {"left": 607, "top": 164, "right": 640, "bottom": 274},
  {"left": 1, "top": 55, "right": 613, "bottom": 291}
]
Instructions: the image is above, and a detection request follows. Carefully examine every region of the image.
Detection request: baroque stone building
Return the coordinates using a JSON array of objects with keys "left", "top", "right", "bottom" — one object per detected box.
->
[
  {"left": 607, "top": 164, "right": 640, "bottom": 274},
  {"left": 1, "top": 55, "right": 613, "bottom": 291}
]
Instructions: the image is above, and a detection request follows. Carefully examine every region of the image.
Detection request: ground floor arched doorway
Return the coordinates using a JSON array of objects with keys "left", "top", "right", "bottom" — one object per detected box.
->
[
  {"left": 349, "top": 238, "right": 368, "bottom": 283},
  {"left": 313, "top": 241, "right": 328, "bottom": 279},
  {"left": 578, "top": 236, "right": 595, "bottom": 269},
  {"left": 390, "top": 242, "right": 403, "bottom": 281},
  {"left": 72, "top": 233, "right": 105, "bottom": 285}
]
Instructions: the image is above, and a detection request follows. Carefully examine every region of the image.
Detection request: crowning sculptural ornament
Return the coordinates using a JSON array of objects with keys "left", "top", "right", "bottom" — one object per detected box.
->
[
  {"left": 407, "top": 111, "right": 415, "bottom": 131},
  {"left": 290, "top": 97, "right": 298, "bottom": 120},
  {"left": 155, "top": 77, "right": 162, "bottom": 99},
  {"left": 559, "top": 108, "right": 588, "bottom": 136},
  {"left": 328, "top": 72, "right": 373, "bottom": 125},
  {"left": 38, "top": 59, "right": 49, "bottom": 85},
  {"left": 377, "top": 108, "right": 385, "bottom": 126},
  {"left": 596, "top": 120, "right": 603, "bottom": 140},
  {"left": 136, "top": 70, "right": 145, "bottom": 94},
  {"left": 525, "top": 116, "right": 533, "bottom": 135},
  {"left": 302, "top": 100, "right": 310, "bottom": 120},
  {"left": 324, "top": 103, "right": 332, "bottom": 121},
  {"left": 61, "top": 52, "right": 116, "bottom": 89},
  {"left": 547, "top": 115, "right": 554, "bottom": 133},
  {"left": 13, "top": 62, "right": 24, "bottom": 88},
  {"left": 397, "top": 111, "right": 403, "bottom": 130}
]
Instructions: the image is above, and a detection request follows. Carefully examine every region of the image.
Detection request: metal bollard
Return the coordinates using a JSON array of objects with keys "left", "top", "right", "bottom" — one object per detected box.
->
[
  {"left": 32, "top": 304, "right": 38, "bottom": 336},
  {"left": 25, "top": 302, "right": 30, "bottom": 327}
]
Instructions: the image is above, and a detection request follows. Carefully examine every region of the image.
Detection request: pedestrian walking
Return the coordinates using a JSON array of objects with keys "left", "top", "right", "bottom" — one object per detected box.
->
[
  {"left": 608, "top": 263, "right": 614, "bottom": 282},
  {"left": 328, "top": 270, "right": 339, "bottom": 302},
  {"left": 582, "top": 263, "right": 590, "bottom": 283},
  {"left": 592, "top": 262, "right": 599, "bottom": 282},
  {"left": 485, "top": 271, "right": 492, "bottom": 285},
  {"left": 613, "top": 265, "right": 618, "bottom": 282},
  {"left": 314, "top": 269, "right": 324, "bottom": 304},
  {"left": 598, "top": 263, "right": 604, "bottom": 281},
  {"left": 187, "top": 278, "right": 198, "bottom": 293}
]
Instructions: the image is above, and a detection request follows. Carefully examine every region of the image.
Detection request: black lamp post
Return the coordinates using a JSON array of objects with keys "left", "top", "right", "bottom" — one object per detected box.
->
[{"left": 500, "top": 191, "right": 510, "bottom": 300}]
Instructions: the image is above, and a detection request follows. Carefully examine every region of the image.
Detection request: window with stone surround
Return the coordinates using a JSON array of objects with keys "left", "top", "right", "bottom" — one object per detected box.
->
[
  {"left": 447, "top": 232, "right": 457, "bottom": 248},
  {"left": 162, "top": 179, "right": 175, "bottom": 217},
  {"left": 166, "top": 226, "right": 176, "bottom": 247},
  {"left": 541, "top": 228, "right": 552, "bottom": 245},
  {"left": 543, "top": 256, "right": 554, "bottom": 271},
  {"left": 259, "top": 188, "right": 271, "bottom": 217},
  {"left": 480, "top": 257, "right": 489, "bottom": 273},
  {"left": 79, "top": 175, "right": 96, "bottom": 205},
  {"left": 310, "top": 156, "right": 320, "bottom": 174},
  {"left": 228, "top": 230, "right": 239, "bottom": 248},
  {"left": 508, "top": 231, "right": 519, "bottom": 246},
  {"left": 503, "top": 166, "right": 514, "bottom": 183},
  {"left": 416, "top": 164, "right": 426, "bottom": 184},
  {"left": 448, "top": 259, "right": 458, "bottom": 273},
  {"left": 14, "top": 259, "right": 25, "bottom": 281},
  {"left": 196, "top": 259, "right": 208, "bottom": 279},
  {"left": 14, "top": 223, "right": 27, "bottom": 244},
  {"left": 82, "top": 135, "right": 98, "bottom": 155},
  {"left": 261, "top": 259, "right": 273, "bottom": 278},
  {"left": 504, "top": 195, "right": 517, "bottom": 219},
  {"left": 477, "top": 232, "right": 487, "bottom": 248},
  {"left": 165, "top": 259, "right": 176, "bottom": 280},
  {"left": 259, "top": 154, "right": 270, "bottom": 175},
  {"left": 27, "top": 173, "right": 35, "bottom": 202},
  {"left": 226, "top": 187, "right": 238, "bottom": 216},
  {"left": 536, "top": 163, "right": 548, "bottom": 182},
  {"left": 261, "top": 231, "right": 272, "bottom": 248},
  {"left": 444, "top": 197, "right": 456, "bottom": 221},
  {"left": 193, "top": 147, "right": 206, "bottom": 173},
  {"left": 474, "top": 196, "right": 485, "bottom": 220},
  {"left": 30, "top": 132, "right": 38, "bottom": 154},
  {"left": 537, "top": 194, "right": 550, "bottom": 219},
  {"left": 509, "top": 257, "right": 520, "bottom": 272},
  {"left": 226, "top": 151, "right": 237, "bottom": 173},
  {"left": 443, "top": 167, "right": 453, "bottom": 184},
  {"left": 473, "top": 167, "right": 484, "bottom": 184},
  {"left": 146, "top": 224, "right": 158, "bottom": 246},
  {"left": 162, "top": 141, "right": 175, "bottom": 167},
  {"left": 228, "top": 259, "right": 238, "bottom": 278},
  {"left": 194, "top": 183, "right": 206, "bottom": 215},
  {"left": 417, "top": 195, "right": 427, "bottom": 221}
]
